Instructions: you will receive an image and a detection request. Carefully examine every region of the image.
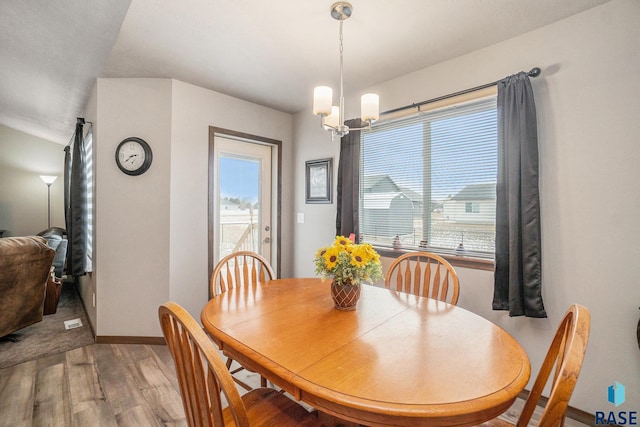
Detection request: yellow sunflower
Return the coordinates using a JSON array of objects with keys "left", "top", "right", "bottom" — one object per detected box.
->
[
  {"left": 315, "top": 246, "right": 328, "bottom": 259},
  {"left": 350, "top": 245, "right": 371, "bottom": 268},
  {"left": 333, "top": 235, "right": 352, "bottom": 249},
  {"left": 362, "top": 243, "right": 380, "bottom": 262},
  {"left": 323, "top": 246, "right": 341, "bottom": 271}
]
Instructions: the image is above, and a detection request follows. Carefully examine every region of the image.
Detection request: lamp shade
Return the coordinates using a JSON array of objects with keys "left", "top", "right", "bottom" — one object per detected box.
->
[
  {"left": 323, "top": 106, "right": 341, "bottom": 129},
  {"left": 40, "top": 175, "right": 58, "bottom": 185},
  {"left": 313, "top": 86, "right": 333, "bottom": 116},
  {"left": 361, "top": 93, "right": 379, "bottom": 122}
]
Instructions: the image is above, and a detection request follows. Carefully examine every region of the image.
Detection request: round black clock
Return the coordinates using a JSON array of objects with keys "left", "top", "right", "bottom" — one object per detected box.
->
[{"left": 115, "top": 137, "right": 153, "bottom": 176}]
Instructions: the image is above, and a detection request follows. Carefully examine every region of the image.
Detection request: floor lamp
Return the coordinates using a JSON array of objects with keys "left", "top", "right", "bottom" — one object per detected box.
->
[{"left": 40, "top": 175, "right": 57, "bottom": 228}]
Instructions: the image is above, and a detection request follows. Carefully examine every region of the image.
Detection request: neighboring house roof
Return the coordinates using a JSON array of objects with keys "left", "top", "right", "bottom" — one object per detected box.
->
[
  {"left": 363, "top": 174, "right": 423, "bottom": 203},
  {"left": 362, "top": 175, "right": 400, "bottom": 193},
  {"left": 397, "top": 186, "right": 423, "bottom": 204},
  {"left": 449, "top": 183, "right": 496, "bottom": 201},
  {"left": 362, "top": 192, "right": 415, "bottom": 210}
]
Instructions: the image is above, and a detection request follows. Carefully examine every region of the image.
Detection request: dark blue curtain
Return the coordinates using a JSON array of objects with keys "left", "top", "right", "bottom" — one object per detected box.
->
[
  {"left": 65, "top": 118, "right": 87, "bottom": 277},
  {"left": 493, "top": 73, "right": 546, "bottom": 317}
]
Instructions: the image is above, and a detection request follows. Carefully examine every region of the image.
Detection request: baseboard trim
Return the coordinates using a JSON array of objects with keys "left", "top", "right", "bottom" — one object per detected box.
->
[
  {"left": 96, "top": 336, "right": 166, "bottom": 345},
  {"left": 518, "top": 390, "right": 594, "bottom": 425}
]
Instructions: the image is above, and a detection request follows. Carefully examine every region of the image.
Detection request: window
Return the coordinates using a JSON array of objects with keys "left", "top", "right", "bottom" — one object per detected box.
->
[
  {"left": 84, "top": 131, "right": 93, "bottom": 272},
  {"left": 465, "top": 202, "right": 480, "bottom": 213},
  {"left": 360, "top": 95, "right": 497, "bottom": 257}
]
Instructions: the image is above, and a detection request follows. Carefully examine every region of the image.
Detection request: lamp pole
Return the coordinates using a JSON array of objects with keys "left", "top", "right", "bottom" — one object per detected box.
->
[
  {"left": 46, "top": 183, "right": 52, "bottom": 228},
  {"left": 40, "top": 175, "right": 58, "bottom": 228}
]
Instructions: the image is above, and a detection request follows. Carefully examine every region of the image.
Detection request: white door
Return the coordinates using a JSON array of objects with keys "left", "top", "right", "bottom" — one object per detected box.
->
[{"left": 212, "top": 135, "right": 273, "bottom": 264}]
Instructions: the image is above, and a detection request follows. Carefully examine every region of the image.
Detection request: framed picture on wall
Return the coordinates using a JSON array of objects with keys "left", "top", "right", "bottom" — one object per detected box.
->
[{"left": 305, "top": 158, "right": 332, "bottom": 204}]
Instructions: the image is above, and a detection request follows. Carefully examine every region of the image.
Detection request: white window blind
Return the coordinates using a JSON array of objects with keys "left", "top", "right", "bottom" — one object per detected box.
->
[
  {"left": 360, "top": 96, "right": 497, "bottom": 257},
  {"left": 85, "top": 131, "right": 93, "bottom": 272}
]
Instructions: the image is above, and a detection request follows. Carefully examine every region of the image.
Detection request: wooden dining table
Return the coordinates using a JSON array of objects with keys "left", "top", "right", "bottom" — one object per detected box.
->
[{"left": 201, "top": 278, "right": 531, "bottom": 427}]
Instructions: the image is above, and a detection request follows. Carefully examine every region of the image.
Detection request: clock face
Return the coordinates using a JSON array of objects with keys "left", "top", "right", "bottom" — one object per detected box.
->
[
  {"left": 115, "top": 137, "right": 152, "bottom": 175},
  {"left": 118, "top": 141, "right": 145, "bottom": 171}
]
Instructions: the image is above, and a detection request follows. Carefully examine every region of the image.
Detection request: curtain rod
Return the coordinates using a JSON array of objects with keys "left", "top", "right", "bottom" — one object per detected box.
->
[
  {"left": 381, "top": 67, "right": 541, "bottom": 116},
  {"left": 64, "top": 118, "right": 93, "bottom": 148}
]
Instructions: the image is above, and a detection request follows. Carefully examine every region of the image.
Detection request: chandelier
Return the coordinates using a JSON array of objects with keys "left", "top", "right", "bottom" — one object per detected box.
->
[{"left": 312, "top": 2, "right": 379, "bottom": 140}]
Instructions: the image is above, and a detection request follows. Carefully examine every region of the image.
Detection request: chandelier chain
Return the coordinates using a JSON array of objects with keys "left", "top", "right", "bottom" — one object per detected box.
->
[
  {"left": 312, "top": 2, "right": 378, "bottom": 140},
  {"left": 338, "top": 18, "right": 345, "bottom": 128}
]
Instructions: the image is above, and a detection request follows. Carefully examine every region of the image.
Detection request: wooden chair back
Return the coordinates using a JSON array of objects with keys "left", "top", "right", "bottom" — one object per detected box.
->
[
  {"left": 159, "top": 302, "right": 249, "bottom": 427},
  {"left": 385, "top": 252, "right": 460, "bottom": 305},
  {"left": 210, "top": 251, "right": 275, "bottom": 298},
  {"left": 517, "top": 304, "right": 591, "bottom": 427}
]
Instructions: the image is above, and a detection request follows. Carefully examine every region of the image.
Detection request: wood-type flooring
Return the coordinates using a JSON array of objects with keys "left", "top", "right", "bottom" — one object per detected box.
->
[{"left": 0, "top": 342, "right": 592, "bottom": 426}]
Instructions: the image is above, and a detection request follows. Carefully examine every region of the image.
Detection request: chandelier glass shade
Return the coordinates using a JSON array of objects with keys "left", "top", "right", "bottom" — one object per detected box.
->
[{"left": 313, "top": 2, "right": 379, "bottom": 140}]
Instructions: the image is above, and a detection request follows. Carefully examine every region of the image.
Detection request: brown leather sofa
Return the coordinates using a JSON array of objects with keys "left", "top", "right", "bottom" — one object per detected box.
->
[{"left": 0, "top": 236, "right": 55, "bottom": 338}]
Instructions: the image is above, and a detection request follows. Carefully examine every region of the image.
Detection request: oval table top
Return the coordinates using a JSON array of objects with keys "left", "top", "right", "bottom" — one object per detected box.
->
[{"left": 201, "top": 278, "right": 530, "bottom": 426}]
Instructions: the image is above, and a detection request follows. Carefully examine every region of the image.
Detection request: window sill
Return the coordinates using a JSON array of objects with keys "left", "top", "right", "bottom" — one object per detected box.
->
[{"left": 374, "top": 247, "right": 494, "bottom": 272}]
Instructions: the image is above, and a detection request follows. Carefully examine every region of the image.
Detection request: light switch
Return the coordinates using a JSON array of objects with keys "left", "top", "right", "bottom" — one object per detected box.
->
[{"left": 297, "top": 213, "right": 305, "bottom": 223}]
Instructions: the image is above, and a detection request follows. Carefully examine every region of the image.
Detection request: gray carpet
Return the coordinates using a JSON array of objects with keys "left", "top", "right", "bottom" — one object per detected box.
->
[{"left": 0, "top": 282, "right": 95, "bottom": 369}]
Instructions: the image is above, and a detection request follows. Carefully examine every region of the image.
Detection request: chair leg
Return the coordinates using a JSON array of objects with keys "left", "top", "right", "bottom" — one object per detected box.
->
[
  {"left": 226, "top": 356, "right": 272, "bottom": 391},
  {"left": 232, "top": 376, "right": 254, "bottom": 392},
  {"left": 226, "top": 356, "right": 255, "bottom": 391}
]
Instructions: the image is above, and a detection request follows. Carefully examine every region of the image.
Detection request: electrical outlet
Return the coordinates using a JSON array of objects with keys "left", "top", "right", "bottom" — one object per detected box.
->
[{"left": 297, "top": 213, "right": 305, "bottom": 223}]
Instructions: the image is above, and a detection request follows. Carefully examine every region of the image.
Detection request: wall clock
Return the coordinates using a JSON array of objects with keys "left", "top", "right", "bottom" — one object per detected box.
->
[{"left": 115, "top": 137, "right": 153, "bottom": 176}]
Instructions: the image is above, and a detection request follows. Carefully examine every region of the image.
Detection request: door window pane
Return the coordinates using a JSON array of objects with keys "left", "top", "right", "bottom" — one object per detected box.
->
[{"left": 219, "top": 156, "right": 260, "bottom": 257}]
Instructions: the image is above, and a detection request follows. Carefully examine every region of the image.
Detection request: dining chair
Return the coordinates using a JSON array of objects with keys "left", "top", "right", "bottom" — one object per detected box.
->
[
  {"left": 159, "top": 302, "right": 320, "bottom": 427},
  {"left": 480, "top": 304, "right": 591, "bottom": 427},
  {"left": 210, "top": 251, "right": 275, "bottom": 390},
  {"left": 210, "top": 251, "right": 275, "bottom": 298},
  {"left": 384, "top": 251, "right": 460, "bottom": 305}
]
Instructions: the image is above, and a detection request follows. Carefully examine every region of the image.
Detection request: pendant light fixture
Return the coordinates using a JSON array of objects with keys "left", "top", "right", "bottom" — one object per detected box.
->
[{"left": 313, "top": 2, "right": 379, "bottom": 140}]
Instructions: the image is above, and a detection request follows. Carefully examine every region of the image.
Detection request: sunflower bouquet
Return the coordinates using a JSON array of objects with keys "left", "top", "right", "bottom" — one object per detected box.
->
[{"left": 314, "top": 235, "right": 383, "bottom": 286}]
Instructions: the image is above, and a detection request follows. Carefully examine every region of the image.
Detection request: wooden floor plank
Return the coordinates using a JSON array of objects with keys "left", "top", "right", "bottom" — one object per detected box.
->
[
  {"left": 116, "top": 405, "right": 163, "bottom": 426},
  {"left": 92, "top": 344, "right": 153, "bottom": 420},
  {"left": 33, "top": 363, "right": 69, "bottom": 427},
  {"left": 72, "top": 401, "right": 118, "bottom": 427},
  {"left": 0, "top": 360, "right": 37, "bottom": 427},
  {"left": 147, "top": 344, "right": 181, "bottom": 392},
  {"left": 133, "top": 355, "right": 185, "bottom": 425},
  {"left": 65, "top": 346, "right": 118, "bottom": 426}
]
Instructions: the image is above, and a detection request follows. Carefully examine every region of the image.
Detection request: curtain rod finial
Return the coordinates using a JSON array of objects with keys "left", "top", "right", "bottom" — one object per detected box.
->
[{"left": 528, "top": 67, "right": 541, "bottom": 78}]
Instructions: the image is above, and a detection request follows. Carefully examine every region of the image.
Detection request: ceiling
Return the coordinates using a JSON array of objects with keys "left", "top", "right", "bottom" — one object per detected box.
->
[{"left": 0, "top": 0, "right": 613, "bottom": 145}]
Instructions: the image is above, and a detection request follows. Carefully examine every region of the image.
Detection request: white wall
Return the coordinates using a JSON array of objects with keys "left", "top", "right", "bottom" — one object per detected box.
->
[
  {"left": 169, "top": 80, "right": 294, "bottom": 320},
  {"left": 292, "top": 110, "right": 342, "bottom": 276},
  {"left": 0, "top": 124, "right": 65, "bottom": 236},
  {"left": 93, "top": 78, "right": 173, "bottom": 337},
  {"left": 292, "top": 0, "right": 640, "bottom": 415},
  {"left": 87, "top": 78, "right": 293, "bottom": 337}
]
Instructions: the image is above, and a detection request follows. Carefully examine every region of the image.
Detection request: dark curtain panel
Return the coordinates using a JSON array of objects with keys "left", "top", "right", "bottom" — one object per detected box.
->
[
  {"left": 493, "top": 73, "right": 546, "bottom": 318},
  {"left": 63, "top": 146, "right": 71, "bottom": 231},
  {"left": 65, "top": 118, "right": 87, "bottom": 276},
  {"left": 335, "top": 119, "right": 362, "bottom": 241}
]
